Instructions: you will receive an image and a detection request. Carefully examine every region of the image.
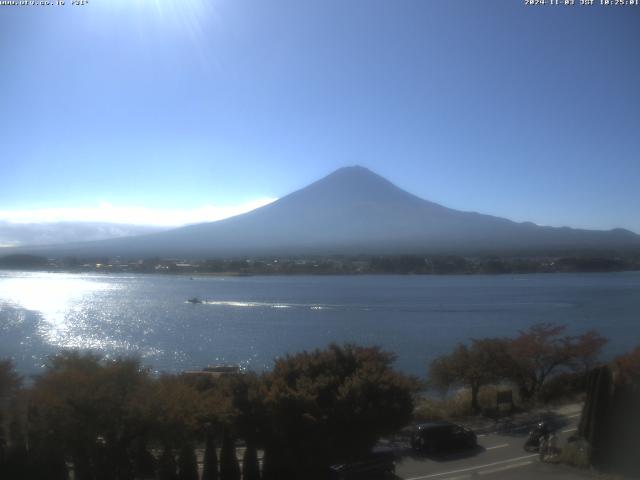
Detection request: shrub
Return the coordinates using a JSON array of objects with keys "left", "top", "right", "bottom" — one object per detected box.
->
[
  {"left": 554, "top": 443, "right": 590, "bottom": 469},
  {"left": 538, "top": 372, "right": 586, "bottom": 404}
]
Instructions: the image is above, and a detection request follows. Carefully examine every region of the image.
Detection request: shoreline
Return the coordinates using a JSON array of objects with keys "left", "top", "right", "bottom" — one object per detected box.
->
[{"left": 1, "top": 267, "right": 639, "bottom": 277}]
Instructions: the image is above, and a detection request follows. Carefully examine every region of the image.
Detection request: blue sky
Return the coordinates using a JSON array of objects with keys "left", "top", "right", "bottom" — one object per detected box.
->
[{"left": 1, "top": 0, "right": 639, "bottom": 230}]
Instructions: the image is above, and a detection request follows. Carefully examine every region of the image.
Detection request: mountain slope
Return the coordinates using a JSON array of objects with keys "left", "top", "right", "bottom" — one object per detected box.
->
[{"left": 14, "top": 166, "right": 640, "bottom": 258}]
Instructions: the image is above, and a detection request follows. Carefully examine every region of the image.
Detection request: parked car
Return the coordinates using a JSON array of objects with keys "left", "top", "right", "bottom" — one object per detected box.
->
[
  {"left": 410, "top": 421, "right": 477, "bottom": 454},
  {"left": 329, "top": 447, "right": 396, "bottom": 479}
]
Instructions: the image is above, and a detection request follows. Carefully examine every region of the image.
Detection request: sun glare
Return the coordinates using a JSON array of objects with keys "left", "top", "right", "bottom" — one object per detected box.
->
[
  {"left": 0, "top": 198, "right": 277, "bottom": 227},
  {"left": 0, "top": 273, "right": 115, "bottom": 348},
  {"left": 103, "top": 0, "right": 216, "bottom": 34}
]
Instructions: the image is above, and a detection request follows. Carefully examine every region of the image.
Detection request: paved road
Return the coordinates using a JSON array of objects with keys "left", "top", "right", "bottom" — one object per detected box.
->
[
  {"left": 468, "top": 461, "right": 605, "bottom": 480},
  {"left": 395, "top": 411, "right": 584, "bottom": 479}
]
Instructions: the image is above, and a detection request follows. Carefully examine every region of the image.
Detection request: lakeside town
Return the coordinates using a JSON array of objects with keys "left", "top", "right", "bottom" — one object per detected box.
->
[{"left": 1, "top": 253, "right": 639, "bottom": 276}]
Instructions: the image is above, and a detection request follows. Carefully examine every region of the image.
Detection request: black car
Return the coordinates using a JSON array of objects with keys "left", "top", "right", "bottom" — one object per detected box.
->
[
  {"left": 410, "top": 422, "right": 477, "bottom": 454},
  {"left": 329, "top": 448, "right": 396, "bottom": 479}
]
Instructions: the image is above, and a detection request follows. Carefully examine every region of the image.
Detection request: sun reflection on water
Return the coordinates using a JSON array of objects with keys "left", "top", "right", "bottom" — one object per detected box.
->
[{"left": 0, "top": 273, "right": 119, "bottom": 349}]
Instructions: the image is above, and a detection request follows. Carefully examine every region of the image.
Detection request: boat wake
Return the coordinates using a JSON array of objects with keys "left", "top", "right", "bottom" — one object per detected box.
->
[{"left": 196, "top": 300, "right": 329, "bottom": 310}]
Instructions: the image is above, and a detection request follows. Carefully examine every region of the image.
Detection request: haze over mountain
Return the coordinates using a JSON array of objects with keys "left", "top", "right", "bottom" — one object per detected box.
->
[
  {"left": 11, "top": 167, "right": 640, "bottom": 258},
  {"left": 0, "top": 221, "right": 166, "bottom": 248}
]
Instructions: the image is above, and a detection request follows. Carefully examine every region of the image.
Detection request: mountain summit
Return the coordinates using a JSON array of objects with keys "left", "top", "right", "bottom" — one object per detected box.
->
[{"left": 17, "top": 167, "right": 640, "bottom": 257}]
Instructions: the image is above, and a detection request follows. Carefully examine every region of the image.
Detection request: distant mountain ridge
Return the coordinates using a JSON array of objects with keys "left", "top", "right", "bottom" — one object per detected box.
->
[
  {"left": 10, "top": 166, "right": 640, "bottom": 258},
  {"left": 0, "top": 221, "right": 165, "bottom": 248}
]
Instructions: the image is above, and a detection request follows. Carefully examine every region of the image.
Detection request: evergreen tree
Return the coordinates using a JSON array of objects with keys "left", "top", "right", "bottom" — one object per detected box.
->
[
  {"left": 177, "top": 443, "right": 199, "bottom": 480},
  {"left": 219, "top": 430, "right": 240, "bottom": 480},
  {"left": 584, "top": 366, "right": 612, "bottom": 466},
  {"left": 201, "top": 433, "right": 218, "bottom": 480},
  {"left": 259, "top": 446, "right": 275, "bottom": 480},
  {"left": 3, "top": 444, "right": 29, "bottom": 480},
  {"left": 132, "top": 439, "right": 157, "bottom": 479},
  {"left": 260, "top": 445, "right": 294, "bottom": 480},
  {"left": 72, "top": 447, "right": 93, "bottom": 480},
  {"left": 28, "top": 438, "right": 68, "bottom": 480},
  {"left": 241, "top": 442, "right": 260, "bottom": 480},
  {"left": 158, "top": 446, "right": 178, "bottom": 480}
]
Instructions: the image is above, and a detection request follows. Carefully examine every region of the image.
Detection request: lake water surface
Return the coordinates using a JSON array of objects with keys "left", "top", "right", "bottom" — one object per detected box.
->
[{"left": 1, "top": 271, "right": 639, "bottom": 377}]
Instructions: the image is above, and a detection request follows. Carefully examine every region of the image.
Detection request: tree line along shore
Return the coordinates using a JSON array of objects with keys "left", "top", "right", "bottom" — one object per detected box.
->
[
  {"left": 1, "top": 323, "right": 639, "bottom": 479},
  {"left": 1, "top": 252, "right": 640, "bottom": 275}
]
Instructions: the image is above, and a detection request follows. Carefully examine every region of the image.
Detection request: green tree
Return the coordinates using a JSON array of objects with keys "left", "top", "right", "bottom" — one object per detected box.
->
[
  {"left": 262, "top": 343, "right": 417, "bottom": 478},
  {"left": 28, "top": 352, "right": 153, "bottom": 480},
  {"left": 223, "top": 373, "right": 267, "bottom": 446},
  {"left": 146, "top": 374, "right": 206, "bottom": 448}
]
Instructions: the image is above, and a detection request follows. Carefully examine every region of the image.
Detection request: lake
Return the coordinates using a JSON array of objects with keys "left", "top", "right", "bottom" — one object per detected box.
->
[{"left": 1, "top": 271, "right": 639, "bottom": 377}]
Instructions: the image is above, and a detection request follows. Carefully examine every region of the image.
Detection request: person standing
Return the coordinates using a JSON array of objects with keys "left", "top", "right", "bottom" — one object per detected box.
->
[
  {"left": 548, "top": 431, "right": 559, "bottom": 457},
  {"left": 539, "top": 434, "right": 549, "bottom": 461}
]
